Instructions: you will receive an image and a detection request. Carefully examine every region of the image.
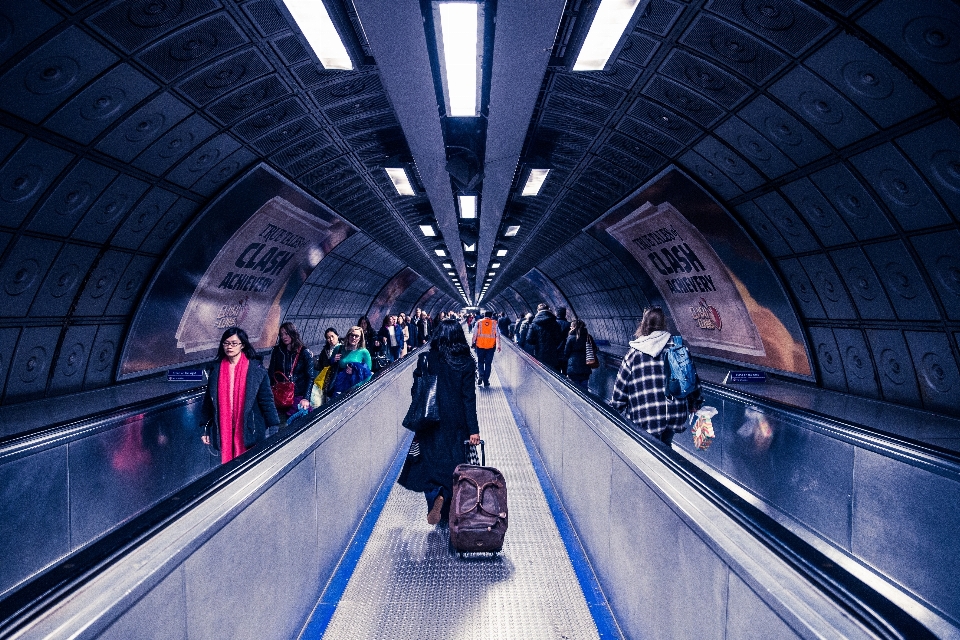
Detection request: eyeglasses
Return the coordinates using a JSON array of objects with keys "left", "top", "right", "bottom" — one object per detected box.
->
[
  {"left": 222, "top": 340, "right": 243, "bottom": 348},
  {"left": 347, "top": 333, "right": 361, "bottom": 339}
]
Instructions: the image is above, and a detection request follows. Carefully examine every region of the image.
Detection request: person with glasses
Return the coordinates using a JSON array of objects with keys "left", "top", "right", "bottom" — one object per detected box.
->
[
  {"left": 329, "top": 326, "right": 373, "bottom": 397},
  {"left": 200, "top": 327, "right": 280, "bottom": 464}
]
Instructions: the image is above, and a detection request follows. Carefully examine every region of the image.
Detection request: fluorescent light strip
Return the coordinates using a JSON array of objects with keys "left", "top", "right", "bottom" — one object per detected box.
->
[
  {"left": 437, "top": 3, "right": 480, "bottom": 117},
  {"left": 464, "top": 242, "right": 476, "bottom": 252},
  {"left": 282, "top": 0, "right": 353, "bottom": 70},
  {"left": 435, "top": 249, "right": 447, "bottom": 256},
  {"left": 458, "top": 194, "right": 477, "bottom": 219},
  {"left": 573, "top": 0, "right": 643, "bottom": 71},
  {"left": 492, "top": 262, "right": 500, "bottom": 268},
  {"left": 496, "top": 249, "right": 507, "bottom": 256},
  {"left": 386, "top": 168, "right": 415, "bottom": 195},
  {"left": 443, "top": 262, "right": 453, "bottom": 268},
  {"left": 419, "top": 224, "right": 436, "bottom": 237},
  {"left": 504, "top": 225, "right": 520, "bottom": 237},
  {"left": 521, "top": 169, "right": 550, "bottom": 196}
]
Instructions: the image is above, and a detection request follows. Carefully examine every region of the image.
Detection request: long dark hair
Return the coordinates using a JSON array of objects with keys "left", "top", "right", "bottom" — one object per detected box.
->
[
  {"left": 357, "top": 316, "right": 371, "bottom": 330},
  {"left": 432, "top": 318, "right": 472, "bottom": 364},
  {"left": 570, "top": 319, "right": 588, "bottom": 340},
  {"left": 278, "top": 321, "right": 304, "bottom": 352},
  {"left": 216, "top": 327, "right": 258, "bottom": 361},
  {"left": 637, "top": 307, "right": 666, "bottom": 337}
]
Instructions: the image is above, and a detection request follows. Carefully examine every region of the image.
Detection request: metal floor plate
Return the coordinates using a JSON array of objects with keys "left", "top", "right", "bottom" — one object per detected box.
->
[{"left": 320, "top": 368, "right": 602, "bottom": 640}]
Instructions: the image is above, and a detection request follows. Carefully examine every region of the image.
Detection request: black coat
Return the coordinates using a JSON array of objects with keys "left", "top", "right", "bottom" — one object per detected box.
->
[
  {"left": 564, "top": 334, "right": 592, "bottom": 380},
  {"left": 398, "top": 349, "right": 479, "bottom": 494},
  {"left": 526, "top": 310, "right": 563, "bottom": 370},
  {"left": 268, "top": 345, "right": 315, "bottom": 399},
  {"left": 201, "top": 359, "right": 280, "bottom": 450}
]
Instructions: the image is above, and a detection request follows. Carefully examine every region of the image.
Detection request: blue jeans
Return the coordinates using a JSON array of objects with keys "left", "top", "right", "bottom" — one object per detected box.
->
[{"left": 475, "top": 347, "right": 495, "bottom": 384}]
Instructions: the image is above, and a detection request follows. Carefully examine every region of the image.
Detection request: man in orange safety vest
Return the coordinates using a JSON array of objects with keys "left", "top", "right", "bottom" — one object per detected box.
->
[{"left": 471, "top": 310, "right": 501, "bottom": 387}]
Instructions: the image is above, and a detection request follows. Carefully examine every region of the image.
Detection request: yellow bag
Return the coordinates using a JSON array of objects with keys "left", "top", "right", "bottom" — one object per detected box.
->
[{"left": 311, "top": 366, "right": 332, "bottom": 408}]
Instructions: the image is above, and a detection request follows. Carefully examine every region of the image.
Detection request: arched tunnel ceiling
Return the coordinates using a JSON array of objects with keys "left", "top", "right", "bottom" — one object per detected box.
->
[{"left": 0, "top": 0, "right": 959, "bottom": 412}]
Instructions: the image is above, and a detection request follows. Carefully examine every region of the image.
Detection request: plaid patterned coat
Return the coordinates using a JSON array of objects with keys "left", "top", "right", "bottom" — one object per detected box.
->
[{"left": 610, "top": 346, "right": 692, "bottom": 436}]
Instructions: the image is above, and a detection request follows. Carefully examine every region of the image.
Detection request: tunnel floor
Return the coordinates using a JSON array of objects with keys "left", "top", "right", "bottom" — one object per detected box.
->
[{"left": 310, "top": 366, "right": 614, "bottom": 640}]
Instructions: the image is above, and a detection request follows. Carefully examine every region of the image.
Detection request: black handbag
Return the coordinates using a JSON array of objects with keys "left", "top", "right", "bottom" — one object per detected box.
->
[{"left": 402, "top": 354, "right": 440, "bottom": 432}]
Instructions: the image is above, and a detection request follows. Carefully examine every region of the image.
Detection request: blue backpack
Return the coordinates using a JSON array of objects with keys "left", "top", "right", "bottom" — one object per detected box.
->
[{"left": 663, "top": 335, "right": 699, "bottom": 400}]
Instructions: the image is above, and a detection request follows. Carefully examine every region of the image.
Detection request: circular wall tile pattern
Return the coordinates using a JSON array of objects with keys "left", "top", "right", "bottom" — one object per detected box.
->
[
  {"left": 56, "top": 182, "right": 92, "bottom": 218},
  {"left": 169, "top": 30, "right": 218, "bottom": 61},
  {"left": 329, "top": 76, "right": 374, "bottom": 99},
  {"left": 80, "top": 87, "right": 127, "bottom": 121},
  {"left": 817, "top": 341, "right": 840, "bottom": 373},
  {"left": 95, "top": 195, "right": 132, "bottom": 225},
  {"left": 188, "top": 148, "right": 220, "bottom": 172},
  {"left": 117, "top": 269, "right": 143, "bottom": 299},
  {"left": 125, "top": 112, "right": 165, "bottom": 142},
  {"left": 879, "top": 347, "right": 908, "bottom": 385},
  {"left": 798, "top": 198, "right": 835, "bottom": 230},
  {"left": 48, "top": 265, "right": 80, "bottom": 298},
  {"left": 934, "top": 254, "right": 960, "bottom": 296},
  {"left": 814, "top": 270, "right": 843, "bottom": 302},
  {"left": 92, "top": 339, "right": 115, "bottom": 372},
  {"left": 920, "top": 351, "right": 952, "bottom": 393},
  {"left": 129, "top": 204, "right": 160, "bottom": 232},
  {"left": 60, "top": 342, "right": 85, "bottom": 378},
  {"left": 19, "top": 346, "right": 48, "bottom": 383},
  {"left": 743, "top": 0, "right": 795, "bottom": 30},
  {"left": 684, "top": 64, "right": 727, "bottom": 93},
  {"left": 878, "top": 168, "right": 921, "bottom": 206},
  {"left": 789, "top": 272, "right": 816, "bottom": 303},
  {"left": 737, "top": 134, "right": 771, "bottom": 161},
  {"left": 845, "top": 345, "right": 872, "bottom": 380},
  {"left": 5, "top": 258, "right": 41, "bottom": 296},
  {"left": 128, "top": 0, "right": 184, "bottom": 29},
  {"left": 230, "top": 85, "right": 268, "bottom": 110},
  {"left": 89, "top": 267, "right": 117, "bottom": 299},
  {"left": 846, "top": 265, "right": 878, "bottom": 301},
  {"left": 903, "top": 16, "right": 960, "bottom": 64},
  {"left": 710, "top": 32, "right": 758, "bottom": 63},
  {"left": 764, "top": 115, "right": 803, "bottom": 147},
  {"left": 25, "top": 56, "right": 79, "bottom": 95},
  {"left": 204, "top": 61, "right": 247, "bottom": 89},
  {"left": 157, "top": 131, "right": 194, "bottom": 158},
  {"left": 799, "top": 90, "right": 845, "bottom": 125},
  {"left": 156, "top": 212, "right": 184, "bottom": 239},
  {"left": 881, "top": 260, "right": 919, "bottom": 300},
  {"left": 833, "top": 187, "right": 871, "bottom": 220},
  {"left": 712, "top": 148, "right": 747, "bottom": 176},
  {"left": 930, "top": 149, "right": 960, "bottom": 192},
  {"left": 1, "top": 164, "right": 44, "bottom": 203},
  {"left": 841, "top": 60, "right": 895, "bottom": 100}
]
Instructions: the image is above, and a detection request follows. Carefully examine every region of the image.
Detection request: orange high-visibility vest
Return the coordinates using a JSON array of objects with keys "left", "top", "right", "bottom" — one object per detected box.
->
[{"left": 475, "top": 318, "right": 497, "bottom": 349}]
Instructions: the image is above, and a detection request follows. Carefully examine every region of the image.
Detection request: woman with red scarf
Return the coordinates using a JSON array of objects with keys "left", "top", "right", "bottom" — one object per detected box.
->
[{"left": 201, "top": 327, "right": 280, "bottom": 464}]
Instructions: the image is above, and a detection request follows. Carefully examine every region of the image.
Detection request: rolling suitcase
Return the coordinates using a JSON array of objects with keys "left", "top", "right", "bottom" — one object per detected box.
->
[{"left": 450, "top": 440, "right": 508, "bottom": 555}]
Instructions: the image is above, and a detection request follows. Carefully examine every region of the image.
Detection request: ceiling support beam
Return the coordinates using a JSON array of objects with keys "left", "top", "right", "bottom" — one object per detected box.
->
[{"left": 474, "top": 0, "right": 566, "bottom": 301}]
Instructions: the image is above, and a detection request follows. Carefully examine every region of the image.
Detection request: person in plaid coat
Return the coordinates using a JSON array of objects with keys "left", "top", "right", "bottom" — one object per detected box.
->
[{"left": 610, "top": 307, "right": 695, "bottom": 446}]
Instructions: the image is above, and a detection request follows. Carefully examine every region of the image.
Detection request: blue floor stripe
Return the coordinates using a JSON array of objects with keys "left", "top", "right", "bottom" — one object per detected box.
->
[
  {"left": 299, "top": 432, "right": 413, "bottom": 640},
  {"left": 502, "top": 384, "right": 624, "bottom": 640}
]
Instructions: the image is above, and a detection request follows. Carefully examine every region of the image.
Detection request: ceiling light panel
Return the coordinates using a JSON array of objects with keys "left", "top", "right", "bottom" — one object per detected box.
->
[
  {"left": 458, "top": 194, "right": 477, "bottom": 219},
  {"left": 420, "top": 224, "right": 437, "bottom": 237},
  {"left": 521, "top": 169, "right": 550, "bottom": 196},
  {"left": 496, "top": 249, "right": 507, "bottom": 256},
  {"left": 435, "top": 2, "right": 481, "bottom": 117},
  {"left": 573, "top": 0, "right": 643, "bottom": 71},
  {"left": 281, "top": 0, "right": 354, "bottom": 70},
  {"left": 504, "top": 225, "right": 520, "bottom": 236},
  {"left": 435, "top": 249, "right": 447, "bottom": 256},
  {"left": 386, "top": 167, "right": 416, "bottom": 195}
]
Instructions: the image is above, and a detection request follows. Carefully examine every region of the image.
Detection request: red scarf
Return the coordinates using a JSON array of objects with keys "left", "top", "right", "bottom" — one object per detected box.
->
[{"left": 217, "top": 355, "right": 249, "bottom": 464}]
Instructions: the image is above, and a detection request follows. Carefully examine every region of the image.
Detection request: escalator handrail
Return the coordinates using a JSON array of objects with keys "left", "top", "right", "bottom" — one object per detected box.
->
[{"left": 502, "top": 339, "right": 938, "bottom": 640}]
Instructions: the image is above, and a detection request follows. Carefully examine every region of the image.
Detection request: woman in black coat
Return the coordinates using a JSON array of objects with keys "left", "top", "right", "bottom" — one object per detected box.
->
[
  {"left": 267, "top": 322, "right": 314, "bottom": 427},
  {"left": 563, "top": 319, "right": 592, "bottom": 391},
  {"left": 398, "top": 319, "right": 481, "bottom": 524},
  {"left": 201, "top": 327, "right": 280, "bottom": 464}
]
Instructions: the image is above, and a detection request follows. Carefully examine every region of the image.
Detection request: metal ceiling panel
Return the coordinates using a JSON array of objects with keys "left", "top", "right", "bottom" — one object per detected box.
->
[
  {"left": 805, "top": 33, "right": 933, "bottom": 128},
  {"left": 858, "top": 0, "right": 960, "bottom": 99},
  {"left": 681, "top": 149, "right": 743, "bottom": 200},
  {"left": 866, "top": 328, "right": 921, "bottom": 406},
  {"left": 808, "top": 326, "right": 848, "bottom": 391},
  {"left": 617, "top": 117, "right": 684, "bottom": 156},
  {"left": 83, "top": 324, "right": 123, "bottom": 389},
  {"left": 71, "top": 174, "right": 150, "bottom": 243},
  {"left": 167, "top": 133, "right": 241, "bottom": 188},
  {"left": 192, "top": 147, "right": 257, "bottom": 196},
  {"left": 833, "top": 327, "right": 880, "bottom": 398},
  {"left": 29, "top": 243, "right": 99, "bottom": 317},
  {"left": 3, "top": 326, "right": 62, "bottom": 402},
  {"left": 0, "top": 237, "right": 62, "bottom": 317},
  {"left": 905, "top": 330, "right": 960, "bottom": 412},
  {"left": 769, "top": 65, "right": 877, "bottom": 149},
  {"left": 618, "top": 33, "right": 660, "bottom": 67},
  {"left": 111, "top": 187, "right": 178, "bottom": 250},
  {"left": 910, "top": 230, "right": 960, "bottom": 320},
  {"left": 850, "top": 143, "right": 950, "bottom": 231},
  {"left": 895, "top": 119, "right": 960, "bottom": 216},
  {"left": 90, "top": 0, "right": 220, "bottom": 53},
  {"left": 680, "top": 14, "right": 787, "bottom": 83},
  {"left": 139, "top": 198, "right": 199, "bottom": 254},
  {"left": 797, "top": 253, "right": 857, "bottom": 319},
  {"left": 45, "top": 63, "right": 159, "bottom": 144},
  {"left": 754, "top": 191, "right": 819, "bottom": 253},
  {"left": 137, "top": 13, "right": 248, "bottom": 81},
  {"left": 707, "top": 0, "right": 832, "bottom": 55},
  {"left": 809, "top": 163, "right": 894, "bottom": 240},
  {"left": 0, "top": 26, "right": 117, "bottom": 123},
  {"left": 694, "top": 136, "right": 764, "bottom": 190},
  {"left": 73, "top": 250, "right": 133, "bottom": 317},
  {"left": 642, "top": 76, "right": 725, "bottom": 128},
  {"left": 777, "top": 257, "right": 827, "bottom": 318},
  {"left": 638, "top": 0, "right": 685, "bottom": 36},
  {"left": 737, "top": 94, "right": 829, "bottom": 165},
  {"left": 829, "top": 247, "right": 896, "bottom": 320},
  {"left": 132, "top": 112, "right": 216, "bottom": 175},
  {"left": 206, "top": 74, "right": 289, "bottom": 124},
  {"left": 105, "top": 254, "right": 157, "bottom": 316},
  {"left": 96, "top": 92, "right": 194, "bottom": 162},
  {"left": 27, "top": 159, "right": 118, "bottom": 237},
  {"left": 714, "top": 116, "right": 795, "bottom": 178},
  {"left": 0, "top": 2, "right": 62, "bottom": 63},
  {"left": 862, "top": 240, "right": 939, "bottom": 321},
  {"left": 48, "top": 324, "right": 99, "bottom": 395},
  {"left": 658, "top": 49, "right": 750, "bottom": 108},
  {"left": 0, "top": 139, "right": 74, "bottom": 228},
  {"left": 553, "top": 75, "right": 627, "bottom": 109},
  {"left": 780, "top": 177, "right": 854, "bottom": 247},
  {"left": 233, "top": 97, "right": 306, "bottom": 141}
]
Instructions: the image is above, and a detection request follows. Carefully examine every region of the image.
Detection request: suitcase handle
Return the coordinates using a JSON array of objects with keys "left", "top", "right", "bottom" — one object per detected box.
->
[{"left": 463, "top": 439, "right": 485, "bottom": 466}]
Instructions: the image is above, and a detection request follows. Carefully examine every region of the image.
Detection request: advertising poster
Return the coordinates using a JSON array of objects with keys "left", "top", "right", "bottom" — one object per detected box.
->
[
  {"left": 119, "top": 164, "right": 354, "bottom": 378},
  {"left": 589, "top": 167, "right": 812, "bottom": 378},
  {"left": 367, "top": 267, "right": 420, "bottom": 329}
]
